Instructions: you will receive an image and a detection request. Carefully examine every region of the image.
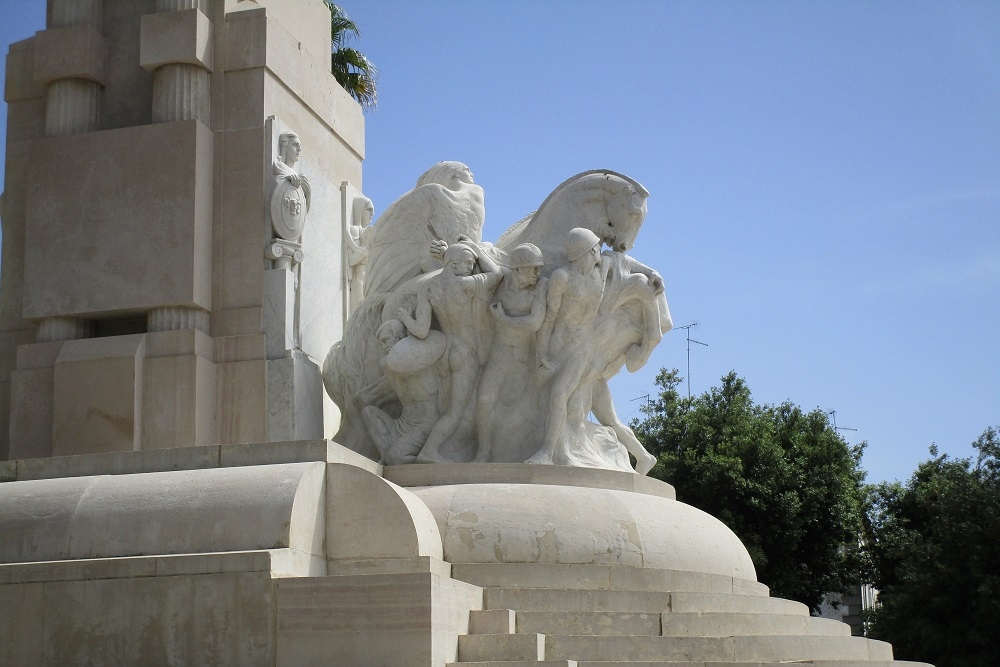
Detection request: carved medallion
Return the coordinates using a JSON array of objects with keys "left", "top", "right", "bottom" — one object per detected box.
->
[{"left": 270, "top": 179, "right": 309, "bottom": 241}]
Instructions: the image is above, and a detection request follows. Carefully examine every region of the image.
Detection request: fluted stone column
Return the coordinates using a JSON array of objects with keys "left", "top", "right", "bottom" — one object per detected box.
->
[
  {"left": 143, "top": 0, "right": 214, "bottom": 124},
  {"left": 35, "top": 317, "right": 94, "bottom": 343},
  {"left": 147, "top": 306, "right": 209, "bottom": 333},
  {"left": 41, "top": 0, "right": 104, "bottom": 138}
]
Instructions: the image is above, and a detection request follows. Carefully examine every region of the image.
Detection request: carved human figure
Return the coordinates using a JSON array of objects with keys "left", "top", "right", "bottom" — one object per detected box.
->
[
  {"left": 474, "top": 243, "right": 548, "bottom": 462},
  {"left": 530, "top": 228, "right": 611, "bottom": 465},
  {"left": 360, "top": 319, "right": 445, "bottom": 465},
  {"left": 346, "top": 196, "right": 374, "bottom": 314},
  {"left": 270, "top": 131, "right": 311, "bottom": 242},
  {"left": 400, "top": 241, "right": 503, "bottom": 463}
]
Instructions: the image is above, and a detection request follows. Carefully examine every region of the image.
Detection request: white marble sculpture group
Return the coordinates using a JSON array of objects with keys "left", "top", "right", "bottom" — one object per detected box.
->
[{"left": 324, "top": 162, "right": 672, "bottom": 475}]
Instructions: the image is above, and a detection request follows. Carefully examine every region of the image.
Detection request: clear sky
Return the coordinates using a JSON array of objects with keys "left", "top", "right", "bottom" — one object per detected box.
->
[{"left": 2, "top": 1, "right": 997, "bottom": 483}]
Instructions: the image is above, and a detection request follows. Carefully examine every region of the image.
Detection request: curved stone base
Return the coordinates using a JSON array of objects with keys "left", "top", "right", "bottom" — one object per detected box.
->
[{"left": 389, "top": 463, "right": 755, "bottom": 583}]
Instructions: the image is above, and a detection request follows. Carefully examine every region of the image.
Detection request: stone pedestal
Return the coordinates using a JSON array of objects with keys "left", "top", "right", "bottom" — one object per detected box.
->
[{"left": 0, "top": 443, "right": 932, "bottom": 667}]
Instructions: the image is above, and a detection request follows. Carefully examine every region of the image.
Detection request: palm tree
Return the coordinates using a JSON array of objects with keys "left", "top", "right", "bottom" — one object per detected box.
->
[{"left": 325, "top": 2, "right": 378, "bottom": 111}]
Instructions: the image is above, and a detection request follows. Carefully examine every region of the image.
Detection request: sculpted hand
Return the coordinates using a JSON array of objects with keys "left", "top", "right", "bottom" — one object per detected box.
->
[
  {"left": 397, "top": 307, "right": 413, "bottom": 322},
  {"left": 649, "top": 271, "right": 664, "bottom": 294},
  {"left": 287, "top": 174, "right": 301, "bottom": 188},
  {"left": 429, "top": 239, "right": 447, "bottom": 260}
]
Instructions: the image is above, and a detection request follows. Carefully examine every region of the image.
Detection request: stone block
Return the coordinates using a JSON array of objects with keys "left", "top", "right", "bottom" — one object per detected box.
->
[
  {"left": 223, "top": 68, "right": 265, "bottom": 131},
  {"left": 458, "top": 633, "right": 545, "bottom": 662},
  {"left": 468, "top": 609, "right": 516, "bottom": 635},
  {"left": 214, "top": 334, "right": 266, "bottom": 363},
  {"left": 140, "top": 8, "right": 214, "bottom": 72},
  {"left": 41, "top": 572, "right": 275, "bottom": 666},
  {"left": 263, "top": 267, "right": 295, "bottom": 359},
  {"left": 660, "top": 611, "right": 810, "bottom": 637},
  {"left": 24, "top": 120, "right": 213, "bottom": 320},
  {"left": 218, "top": 127, "right": 266, "bottom": 308},
  {"left": 516, "top": 610, "right": 661, "bottom": 637},
  {"left": 52, "top": 335, "right": 145, "bottom": 455},
  {"left": 7, "top": 366, "right": 54, "bottom": 460},
  {"left": 212, "top": 306, "right": 263, "bottom": 337},
  {"left": 32, "top": 24, "right": 107, "bottom": 85},
  {"left": 669, "top": 591, "right": 808, "bottom": 615},
  {"left": 215, "top": 358, "right": 267, "bottom": 444},
  {"left": 482, "top": 587, "right": 671, "bottom": 614},
  {"left": 4, "top": 38, "right": 45, "bottom": 102},
  {"left": 267, "top": 353, "right": 324, "bottom": 442},
  {"left": 223, "top": 8, "right": 266, "bottom": 72},
  {"left": 327, "top": 464, "right": 443, "bottom": 562},
  {"left": 14, "top": 340, "right": 63, "bottom": 370},
  {"left": 276, "top": 572, "right": 481, "bottom": 667},
  {"left": 0, "top": 583, "right": 44, "bottom": 665},
  {"left": 15, "top": 445, "right": 220, "bottom": 482},
  {"left": 144, "top": 328, "right": 213, "bottom": 359},
  {"left": 545, "top": 634, "right": 734, "bottom": 662},
  {"left": 141, "top": 350, "right": 215, "bottom": 449},
  {"left": 0, "top": 461, "right": 325, "bottom": 563},
  {"left": 731, "top": 634, "right": 874, "bottom": 662}
]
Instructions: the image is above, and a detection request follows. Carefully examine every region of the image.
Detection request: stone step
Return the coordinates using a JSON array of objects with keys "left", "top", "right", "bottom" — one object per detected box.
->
[
  {"left": 483, "top": 587, "right": 807, "bottom": 616},
  {"left": 490, "top": 610, "right": 849, "bottom": 638},
  {"left": 458, "top": 633, "right": 545, "bottom": 662},
  {"left": 573, "top": 662, "right": 931, "bottom": 667},
  {"left": 542, "top": 634, "right": 893, "bottom": 663},
  {"left": 451, "top": 562, "right": 768, "bottom": 596},
  {"left": 451, "top": 662, "right": 929, "bottom": 667},
  {"left": 449, "top": 662, "right": 576, "bottom": 667},
  {"left": 659, "top": 611, "right": 849, "bottom": 637}
]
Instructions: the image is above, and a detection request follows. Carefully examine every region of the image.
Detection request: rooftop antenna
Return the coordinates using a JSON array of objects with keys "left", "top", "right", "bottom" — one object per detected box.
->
[
  {"left": 675, "top": 323, "right": 708, "bottom": 399},
  {"left": 827, "top": 410, "right": 857, "bottom": 433}
]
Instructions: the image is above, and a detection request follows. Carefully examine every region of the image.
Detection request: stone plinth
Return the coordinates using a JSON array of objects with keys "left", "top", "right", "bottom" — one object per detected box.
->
[{"left": 0, "top": 442, "right": 932, "bottom": 666}]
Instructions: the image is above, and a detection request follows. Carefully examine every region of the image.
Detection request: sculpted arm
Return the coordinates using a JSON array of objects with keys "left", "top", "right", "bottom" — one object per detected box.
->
[
  {"left": 397, "top": 292, "right": 432, "bottom": 340},
  {"left": 617, "top": 253, "right": 664, "bottom": 294},
  {"left": 537, "top": 272, "right": 567, "bottom": 368}
]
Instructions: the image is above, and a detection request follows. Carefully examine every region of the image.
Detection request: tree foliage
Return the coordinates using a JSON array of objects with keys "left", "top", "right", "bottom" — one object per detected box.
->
[
  {"left": 634, "top": 369, "right": 867, "bottom": 612},
  {"left": 325, "top": 3, "right": 378, "bottom": 110},
  {"left": 863, "top": 427, "right": 1000, "bottom": 667}
]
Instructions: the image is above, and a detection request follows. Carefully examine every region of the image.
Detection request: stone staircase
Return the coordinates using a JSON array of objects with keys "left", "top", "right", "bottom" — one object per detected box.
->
[{"left": 444, "top": 563, "right": 930, "bottom": 667}]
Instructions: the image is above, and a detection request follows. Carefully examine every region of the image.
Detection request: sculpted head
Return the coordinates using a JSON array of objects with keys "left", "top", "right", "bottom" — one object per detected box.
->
[
  {"left": 376, "top": 319, "right": 407, "bottom": 352},
  {"left": 278, "top": 132, "right": 302, "bottom": 168},
  {"left": 417, "top": 161, "right": 475, "bottom": 191},
  {"left": 566, "top": 228, "right": 602, "bottom": 268},
  {"left": 602, "top": 182, "right": 648, "bottom": 252},
  {"left": 444, "top": 244, "right": 477, "bottom": 277},
  {"left": 509, "top": 243, "right": 544, "bottom": 288},
  {"left": 352, "top": 196, "right": 374, "bottom": 228}
]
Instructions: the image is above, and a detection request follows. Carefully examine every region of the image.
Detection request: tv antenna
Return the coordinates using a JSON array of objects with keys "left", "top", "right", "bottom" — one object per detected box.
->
[
  {"left": 827, "top": 410, "right": 857, "bottom": 433},
  {"left": 675, "top": 323, "right": 708, "bottom": 399}
]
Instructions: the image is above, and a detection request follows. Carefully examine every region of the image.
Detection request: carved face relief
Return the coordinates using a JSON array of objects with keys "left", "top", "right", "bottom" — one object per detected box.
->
[
  {"left": 445, "top": 246, "right": 477, "bottom": 277},
  {"left": 280, "top": 133, "right": 302, "bottom": 168},
  {"left": 515, "top": 265, "right": 542, "bottom": 288},
  {"left": 284, "top": 193, "right": 303, "bottom": 217}
]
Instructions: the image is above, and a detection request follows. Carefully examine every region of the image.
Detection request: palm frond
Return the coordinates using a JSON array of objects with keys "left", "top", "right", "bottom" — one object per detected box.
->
[{"left": 324, "top": 2, "right": 379, "bottom": 111}]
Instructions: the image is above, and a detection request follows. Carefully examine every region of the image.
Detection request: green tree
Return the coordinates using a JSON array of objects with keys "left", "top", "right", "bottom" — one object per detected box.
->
[
  {"left": 634, "top": 369, "right": 867, "bottom": 612},
  {"left": 325, "top": 3, "right": 378, "bottom": 110},
  {"left": 863, "top": 427, "right": 1000, "bottom": 667}
]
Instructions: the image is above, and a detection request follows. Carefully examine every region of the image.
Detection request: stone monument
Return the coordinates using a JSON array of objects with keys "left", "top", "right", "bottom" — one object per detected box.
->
[{"left": 0, "top": 2, "right": 931, "bottom": 666}]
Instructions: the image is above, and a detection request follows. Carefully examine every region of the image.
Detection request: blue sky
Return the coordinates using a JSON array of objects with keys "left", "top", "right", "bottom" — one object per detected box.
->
[{"left": 2, "top": 1, "right": 997, "bottom": 482}]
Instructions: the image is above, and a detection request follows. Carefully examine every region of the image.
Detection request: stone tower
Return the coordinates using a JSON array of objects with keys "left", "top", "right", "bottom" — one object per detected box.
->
[{"left": 0, "top": 0, "right": 364, "bottom": 461}]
